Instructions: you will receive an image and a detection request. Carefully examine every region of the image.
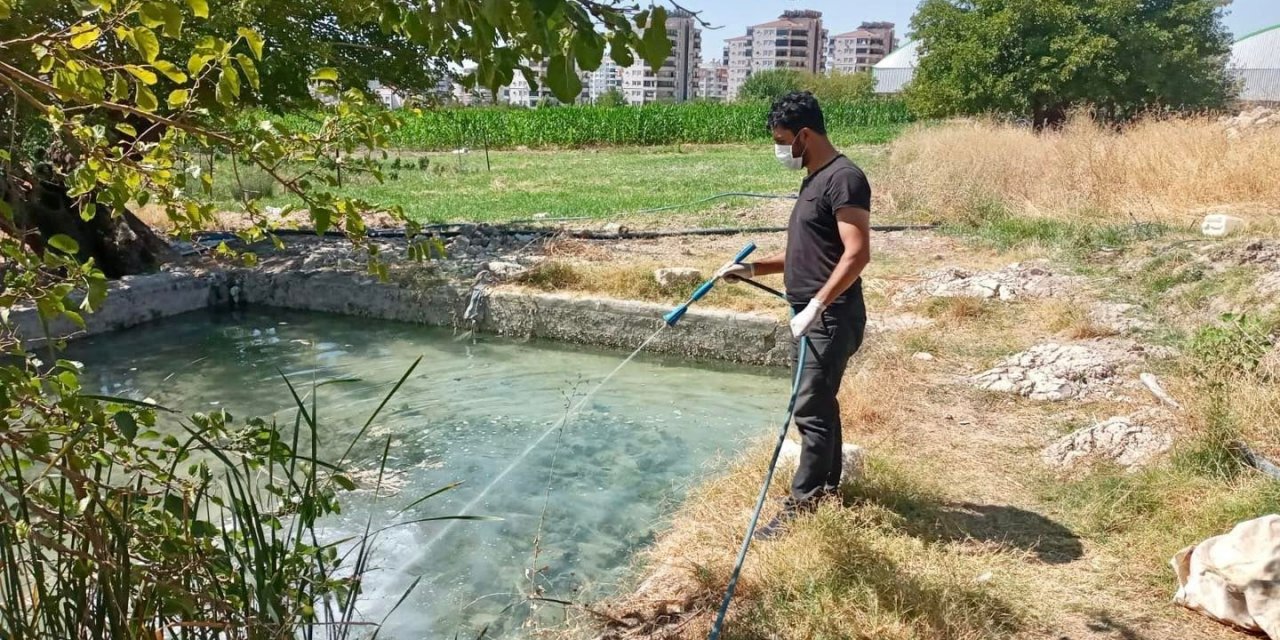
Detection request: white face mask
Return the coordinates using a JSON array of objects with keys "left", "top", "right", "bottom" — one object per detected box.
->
[{"left": 774, "top": 138, "right": 804, "bottom": 170}]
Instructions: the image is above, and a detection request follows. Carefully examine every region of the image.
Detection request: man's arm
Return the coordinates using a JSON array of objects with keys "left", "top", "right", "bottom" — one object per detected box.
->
[
  {"left": 814, "top": 207, "right": 871, "bottom": 304},
  {"left": 749, "top": 251, "right": 786, "bottom": 277}
]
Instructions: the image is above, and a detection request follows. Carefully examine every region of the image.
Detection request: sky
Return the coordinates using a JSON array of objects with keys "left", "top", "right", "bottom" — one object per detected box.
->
[{"left": 692, "top": 0, "right": 1280, "bottom": 63}]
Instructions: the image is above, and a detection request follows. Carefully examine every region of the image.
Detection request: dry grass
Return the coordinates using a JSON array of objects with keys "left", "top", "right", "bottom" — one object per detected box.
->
[
  {"left": 884, "top": 116, "right": 1280, "bottom": 229},
  {"left": 512, "top": 259, "right": 786, "bottom": 315}
]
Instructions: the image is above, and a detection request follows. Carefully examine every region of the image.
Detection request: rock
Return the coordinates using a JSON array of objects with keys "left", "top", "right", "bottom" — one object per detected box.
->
[
  {"left": 1201, "top": 214, "right": 1247, "bottom": 237},
  {"left": 1217, "top": 240, "right": 1280, "bottom": 267},
  {"left": 448, "top": 236, "right": 471, "bottom": 252},
  {"left": 1172, "top": 515, "right": 1280, "bottom": 638},
  {"left": 913, "top": 352, "right": 935, "bottom": 361},
  {"left": 1042, "top": 415, "right": 1172, "bottom": 470},
  {"left": 487, "top": 261, "right": 526, "bottom": 279},
  {"left": 1088, "top": 302, "right": 1148, "bottom": 333},
  {"left": 778, "top": 440, "right": 866, "bottom": 486},
  {"left": 973, "top": 342, "right": 1132, "bottom": 401},
  {"left": 896, "top": 261, "right": 1077, "bottom": 304},
  {"left": 653, "top": 267, "right": 703, "bottom": 289}
]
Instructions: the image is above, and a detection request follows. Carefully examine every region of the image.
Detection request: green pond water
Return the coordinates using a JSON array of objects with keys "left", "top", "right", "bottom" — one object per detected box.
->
[{"left": 68, "top": 308, "right": 786, "bottom": 638}]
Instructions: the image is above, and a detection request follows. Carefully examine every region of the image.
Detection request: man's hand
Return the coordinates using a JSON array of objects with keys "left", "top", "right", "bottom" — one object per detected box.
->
[
  {"left": 790, "top": 298, "right": 826, "bottom": 338},
  {"left": 714, "top": 260, "right": 754, "bottom": 282}
]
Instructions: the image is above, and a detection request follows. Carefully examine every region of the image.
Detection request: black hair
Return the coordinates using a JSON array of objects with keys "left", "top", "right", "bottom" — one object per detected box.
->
[{"left": 767, "top": 91, "right": 826, "bottom": 136}]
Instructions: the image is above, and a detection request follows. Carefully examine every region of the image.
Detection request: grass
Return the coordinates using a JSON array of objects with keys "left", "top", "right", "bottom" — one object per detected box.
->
[
  {"left": 884, "top": 114, "right": 1280, "bottom": 230},
  {"left": 208, "top": 143, "right": 888, "bottom": 225},
  {"left": 513, "top": 258, "right": 784, "bottom": 315}
]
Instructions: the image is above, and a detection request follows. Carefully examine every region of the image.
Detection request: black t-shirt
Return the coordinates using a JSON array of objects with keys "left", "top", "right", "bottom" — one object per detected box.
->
[{"left": 784, "top": 155, "right": 871, "bottom": 306}]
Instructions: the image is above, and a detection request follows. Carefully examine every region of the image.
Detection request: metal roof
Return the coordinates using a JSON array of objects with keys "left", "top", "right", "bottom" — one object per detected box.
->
[
  {"left": 1231, "top": 24, "right": 1280, "bottom": 69},
  {"left": 873, "top": 39, "right": 919, "bottom": 69}
]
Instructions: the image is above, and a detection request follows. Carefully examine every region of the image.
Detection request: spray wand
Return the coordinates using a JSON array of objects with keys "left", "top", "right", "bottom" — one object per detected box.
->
[{"left": 662, "top": 242, "right": 757, "bottom": 327}]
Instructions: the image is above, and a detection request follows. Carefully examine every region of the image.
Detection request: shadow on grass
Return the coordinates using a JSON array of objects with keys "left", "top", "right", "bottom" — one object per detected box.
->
[
  {"left": 724, "top": 516, "right": 1023, "bottom": 640},
  {"left": 845, "top": 465, "right": 1085, "bottom": 565}
]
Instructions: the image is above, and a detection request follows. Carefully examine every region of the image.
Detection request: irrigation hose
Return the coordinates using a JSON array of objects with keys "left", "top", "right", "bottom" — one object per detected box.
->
[{"left": 708, "top": 278, "right": 807, "bottom": 640}]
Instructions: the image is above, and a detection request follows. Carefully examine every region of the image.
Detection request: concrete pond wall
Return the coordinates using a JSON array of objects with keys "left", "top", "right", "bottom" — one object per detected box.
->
[{"left": 11, "top": 267, "right": 794, "bottom": 367}]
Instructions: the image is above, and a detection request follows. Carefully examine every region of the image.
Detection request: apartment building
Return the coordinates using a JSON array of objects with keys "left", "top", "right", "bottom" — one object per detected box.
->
[
  {"left": 695, "top": 63, "right": 729, "bottom": 101},
  {"left": 828, "top": 22, "right": 896, "bottom": 73},
  {"left": 588, "top": 62, "right": 623, "bottom": 102},
  {"left": 727, "top": 10, "right": 826, "bottom": 100},
  {"left": 505, "top": 60, "right": 590, "bottom": 107},
  {"left": 724, "top": 35, "right": 752, "bottom": 101},
  {"left": 622, "top": 8, "right": 701, "bottom": 104}
]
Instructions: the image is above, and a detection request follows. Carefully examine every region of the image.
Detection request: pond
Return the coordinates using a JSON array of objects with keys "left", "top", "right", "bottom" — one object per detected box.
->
[{"left": 69, "top": 308, "right": 786, "bottom": 638}]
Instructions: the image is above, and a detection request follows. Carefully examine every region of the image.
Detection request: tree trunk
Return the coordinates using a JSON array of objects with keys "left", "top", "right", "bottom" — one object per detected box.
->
[
  {"left": 15, "top": 179, "right": 175, "bottom": 279},
  {"left": 1032, "top": 104, "right": 1068, "bottom": 131}
]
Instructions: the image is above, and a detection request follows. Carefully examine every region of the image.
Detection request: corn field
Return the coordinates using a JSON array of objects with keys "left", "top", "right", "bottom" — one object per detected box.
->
[{"left": 265, "top": 100, "right": 913, "bottom": 150}]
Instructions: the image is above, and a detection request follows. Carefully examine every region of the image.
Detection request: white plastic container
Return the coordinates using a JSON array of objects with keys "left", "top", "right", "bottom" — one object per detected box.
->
[{"left": 1201, "top": 214, "right": 1246, "bottom": 237}]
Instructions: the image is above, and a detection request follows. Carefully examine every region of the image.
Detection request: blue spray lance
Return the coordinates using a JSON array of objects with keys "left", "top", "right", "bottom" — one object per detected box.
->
[
  {"left": 662, "top": 242, "right": 757, "bottom": 327},
  {"left": 661, "top": 243, "right": 811, "bottom": 640}
]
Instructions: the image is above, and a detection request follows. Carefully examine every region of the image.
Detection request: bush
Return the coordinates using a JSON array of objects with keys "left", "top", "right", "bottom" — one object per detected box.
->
[
  {"left": 1187, "top": 314, "right": 1276, "bottom": 379},
  {"left": 595, "top": 88, "right": 628, "bottom": 108},
  {"left": 739, "top": 70, "right": 877, "bottom": 105},
  {"left": 738, "top": 69, "right": 805, "bottom": 102}
]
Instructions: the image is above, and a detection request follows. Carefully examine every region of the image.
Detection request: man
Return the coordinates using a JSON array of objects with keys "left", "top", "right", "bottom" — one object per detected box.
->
[{"left": 716, "top": 91, "right": 871, "bottom": 538}]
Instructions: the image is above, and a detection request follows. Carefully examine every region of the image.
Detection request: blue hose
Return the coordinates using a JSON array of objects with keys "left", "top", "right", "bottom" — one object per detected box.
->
[{"left": 707, "top": 282, "right": 806, "bottom": 640}]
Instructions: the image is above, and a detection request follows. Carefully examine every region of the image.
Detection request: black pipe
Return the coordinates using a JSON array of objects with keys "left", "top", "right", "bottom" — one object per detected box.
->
[{"left": 194, "top": 223, "right": 938, "bottom": 245}]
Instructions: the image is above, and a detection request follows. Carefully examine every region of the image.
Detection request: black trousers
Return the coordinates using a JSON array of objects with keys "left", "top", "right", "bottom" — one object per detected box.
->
[{"left": 789, "top": 288, "right": 866, "bottom": 506}]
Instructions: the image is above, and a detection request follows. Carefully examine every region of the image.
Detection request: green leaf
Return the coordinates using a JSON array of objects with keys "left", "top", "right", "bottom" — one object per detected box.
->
[
  {"left": 111, "top": 72, "right": 130, "bottom": 100},
  {"left": 545, "top": 55, "right": 582, "bottom": 103},
  {"left": 48, "top": 234, "right": 80, "bottom": 254},
  {"left": 136, "top": 83, "right": 158, "bottom": 112},
  {"left": 187, "top": 53, "right": 212, "bottom": 76},
  {"left": 153, "top": 59, "right": 187, "bottom": 83},
  {"left": 572, "top": 31, "right": 605, "bottom": 72},
  {"left": 138, "top": 3, "right": 168, "bottom": 29},
  {"left": 640, "top": 6, "right": 671, "bottom": 72},
  {"left": 235, "top": 53, "right": 259, "bottom": 90},
  {"left": 167, "top": 89, "right": 189, "bottom": 107},
  {"left": 114, "top": 411, "right": 138, "bottom": 442},
  {"left": 609, "top": 33, "right": 634, "bottom": 67},
  {"left": 79, "top": 202, "right": 97, "bottom": 221},
  {"left": 78, "top": 67, "right": 106, "bottom": 97},
  {"left": 216, "top": 66, "right": 240, "bottom": 105},
  {"left": 0, "top": 0, "right": 10, "bottom": 19},
  {"left": 187, "top": 0, "right": 208, "bottom": 18},
  {"left": 115, "top": 123, "right": 137, "bottom": 137},
  {"left": 310, "top": 67, "right": 339, "bottom": 82},
  {"left": 130, "top": 27, "right": 160, "bottom": 62},
  {"left": 124, "top": 65, "right": 157, "bottom": 85},
  {"left": 480, "top": 0, "right": 507, "bottom": 27},
  {"left": 332, "top": 475, "right": 357, "bottom": 491},
  {"left": 69, "top": 24, "right": 102, "bottom": 49},
  {"left": 312, "top": 207, "right": 332, "bottom": 235},
  {"left": 238, "top": 27, "right": 264, "bottom": 60},
  {"left": 158, "top": 2, "right": 183, "bottom": 37}
]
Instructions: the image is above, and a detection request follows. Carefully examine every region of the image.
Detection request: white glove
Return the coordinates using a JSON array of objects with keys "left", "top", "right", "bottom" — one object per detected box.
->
[
  {"left": 790, "top": 298, "right": 826, "bottom": 338},
  {"left": 714, "top": 260, "right": 754, "bottom": 282}
]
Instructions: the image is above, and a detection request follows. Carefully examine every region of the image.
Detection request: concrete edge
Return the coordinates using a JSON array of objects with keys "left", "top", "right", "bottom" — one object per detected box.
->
[{"left": 10, "top": 268, "right": 792, "bottom": 367}]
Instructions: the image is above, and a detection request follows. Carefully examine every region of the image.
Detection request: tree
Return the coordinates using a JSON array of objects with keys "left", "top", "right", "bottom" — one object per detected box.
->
[
  {"left": 738, "top": 69, "right": 876, "bottom": 104},
  {"left": 906, "top": 0, "right": 1236, "bottom": 128},
  {"left": 596, "top": 87, "right": 628, "bottom": 107},
  {"left": 0, "top": 0, "right": 681, "bottom": 636},
  {"left": 805, "top": 71, "right": 876, "bottom": 103},
  {"left": 738, "top": 68, "right": 804, "bottom": 102},
  {"left": 0, "top": 0, "right": 675, "bottom": 276}
]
